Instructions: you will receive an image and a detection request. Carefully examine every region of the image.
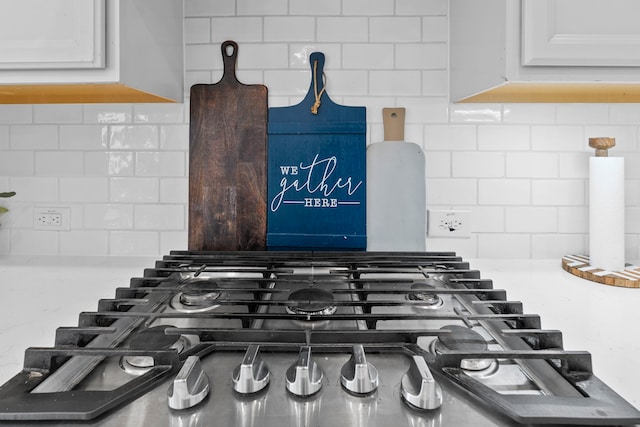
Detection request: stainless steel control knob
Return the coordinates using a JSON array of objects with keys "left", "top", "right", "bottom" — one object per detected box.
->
[
  {"left": 286, "top": 346, "right": 323, "bottom": 397},
  {"left": 340, "top": 344, "right": 378, "bottom": 395},
  {"left": 232, "top": 344, "right": 270, "bottom": 394},
  {"left": 167, "top": 356, "right": 210, "bottom": 410},
  {"left": 400, "top": 355, "right": 443, "bottom": 410}
]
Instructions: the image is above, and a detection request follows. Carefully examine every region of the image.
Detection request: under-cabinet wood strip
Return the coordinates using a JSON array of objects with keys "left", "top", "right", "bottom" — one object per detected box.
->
[{"left": 561, "top": 255, "right": 640, "bottom": 289}]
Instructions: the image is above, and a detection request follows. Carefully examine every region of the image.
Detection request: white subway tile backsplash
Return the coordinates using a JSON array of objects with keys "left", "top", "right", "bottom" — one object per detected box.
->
[
  {"left": 503, "top": 104, "right": 555, "bottom": 124},
  {"left": 134, "top": 104, "right": 185, "bottom": 124},
  {"left": 506, "top": 152, "right": 558, "bottom": 178},
  {"left": 0, "top": 152, "right": 33, "bottom": 176},
  {"left": 109, "top": 231, "right": 159, "bottom": 256},
  {"left": 479, "top": 179, "right": 530, "bottom": 205},
  {"left": 234, "top": 44, "right": 289, "bottom": 69},
  {"left": 237, "top": 0, "right": 287, "bottom": 16},
  {"left": 320, "top": 70, "right": 368, "bottom": 96},
  {"left": 627, "top": 207, "right": 640, "bottom": 233},
  {"left": 185, "top": 44, "right": 219, "bottom": 71},
  {"left": 318, "top": 17, "right": 368, "bottom": 42},
  {"left": 10, "top": 229, "right": 58, "bottom": 255},
  {"left": 35, "top": 152, "right": 84, "bottom": 176},
  {"left": 422, "top": 17, "right": 448, "bottom": 42},
  {"left": 558, "top": 152, "right": 589, "bottom": 178},
  {"left": 185, "top": 0, "right": 234, "bottom": 17},
  {"left": 370, "top": 17, "right": 421, "bottom": 42},
  {"left": 134, "top": 204, "right": 185, "bottom": 230},
  {"left": 60, "top": 231, "right": 108, "bottom": 256},
  {"left": 505, "top": 207, "right": 557, "bottom": 232},
  {"left": 625, "top": 153, "right": 640, "bottom": 179},
  {"left": 290, "top": 0, "right": 340, "bottom": 15},
  {"left": 421, "top": 70, "right": 448, "bottom": 98},
  {"left": 160, "top": 231, "right": 188, "bottom": 254},
  {"left": 343, "top": 0, "right": 393, "bottom": 16},
  {"left": 264, "top": 17, "right": 315, "bottom": 42},
  {"left": 0, "top": 126, "right": 8, "bottom": 149},
  {"left": 396, "top": 0, "right": 447, "bottom": 16},
  {"left": 160, "top": 178, "right": 189, "bottom": 204},
  {"left": 1, "top": 0, "right": 637, "bottom": 259},
  {"left": 264, "top": 70, "right": 312, "bottom": 96},
  {"left": 426, "top": 178, "right": 477, "bottom": 205},
  {"left": 343, "top": 44, "right": 394, "bottom": 69},
  {"left": 556, "top": 104, "right": 609, "bottom": 124},
  {"left": 424, "top": 125, "right": 476, "bottom": 150},
  {"left": 450, "top": 105, "right": 502, "bottom": 123},
  {"left": 60, "top": 177, "right": 108, "bottom": 203},
  {"left": 59, "top": 125, "right": 108, "bottom": 150},
  {"left": 85, "top": 204, "right": 134, "bottom": 229},
  {"left": 0, "top": 105, "right": 32, "bottom": 124},
  {"left": 531, "top": 234, "right": 585, "bottom": 258},
  {"left": 610, "top": 104, "right": 640, "bottom": 125},
  {"left": 84, "top": 152, "right": 134, "bottom": 177},
  {"left": 160, "top": 125, "right": 189, "bottom": 150},
  {"left": 369, "top": 71, "right": 421, "bottom": 96},
  {"left": 289, "top": 44, "right": 342, "bottom": 68},
  {"left": 558, "top": 206, "right": 588, "bottom": 233},
  {"left": 110, "top": 178, "right": 159, "bottom": 203},
  {"left": 10, "top": 125, "right": 58, "bottom": 149},
  {"left": 452, "top": 152, "right": 504, "bottom": 178},
  {"left": 110, "top": 126, "right": 159, "bottom": 150},
  {"left": 185, "top": 18, "right": 211, "bottom": 44},
  {"left": 531, "top": 126, "right": 584, "bottom": 151},
  {"left": 210, "top": 17, "right": 263, "bottom": 44},
  {"left": 135, "top": 152, "right": 185, "bottom": 177},
  {"left": 532, "top": 180, "right": 585, "bottom": 206},
  {"left": 425, "top": 151, "right": 450, "bottom": 177},
  {"left": 478, "top": 125, "right": 530, "bottom": 151},
  {"left": 472, "top": 207, "right": 505, "bottom": 232},
  {"left": 396, "top": 44, "right": 447, "bottom": 69},
  {"left": 83, "top": 104, "right": 133, "bottom": 124},
  {"left": 34, "top": 105, "right": 82, "bottom": 124},
  {"left": 478, "top": 233, "right": 530, "bottom": 258},
  {"left": 10, "top": 178, "right": 58, "bottom": 202}
]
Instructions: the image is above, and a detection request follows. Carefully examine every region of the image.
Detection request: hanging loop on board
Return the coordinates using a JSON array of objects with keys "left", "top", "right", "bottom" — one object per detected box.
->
[{"left": 310, "top": 60, "right": 326, "bottom": 115}]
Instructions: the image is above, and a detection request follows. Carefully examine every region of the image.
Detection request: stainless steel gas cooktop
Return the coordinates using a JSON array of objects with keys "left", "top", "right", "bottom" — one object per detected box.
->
[{"left": 0, "top": 251, "right": 639, "bottom": 426}]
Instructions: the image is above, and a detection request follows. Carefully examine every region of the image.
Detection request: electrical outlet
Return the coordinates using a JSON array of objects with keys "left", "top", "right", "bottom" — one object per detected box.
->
[
  {"left": 428, "top": 210, "right": 471, "bottom": 238},
  {"left": 34, "top": 207, "right": 70, "bottom": 231}
]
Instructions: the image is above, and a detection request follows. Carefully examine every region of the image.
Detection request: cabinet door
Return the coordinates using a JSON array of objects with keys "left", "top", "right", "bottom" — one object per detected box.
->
[
  {"left": 522, "top": 0, "right": 640, "bottom": 66},
  {"left": 0, "top": 0, "right": 105, "bottom": 69}
]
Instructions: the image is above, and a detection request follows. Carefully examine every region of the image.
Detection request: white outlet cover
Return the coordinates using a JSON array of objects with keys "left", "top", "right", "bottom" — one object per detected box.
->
[
  {"left": 427, "top": 209, "right": 471, "bottom": 238},
  {"left": 34, "top": 206, "right": 71, "bottom": 231}
]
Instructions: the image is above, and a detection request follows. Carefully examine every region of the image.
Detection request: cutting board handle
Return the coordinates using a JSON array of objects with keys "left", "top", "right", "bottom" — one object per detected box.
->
[
  {"left": 221, "top": 40, "right": 240, "bottom": 84},
  {"left": 300, "top": 52, "right": 337, "bottom": 113},
  {"left": 383, "top": 107, "right": 406, "bottom": 141}
]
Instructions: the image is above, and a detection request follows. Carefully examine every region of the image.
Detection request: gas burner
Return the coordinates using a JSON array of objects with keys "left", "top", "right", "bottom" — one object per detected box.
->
[
  {"left": 170, "top": 278, "right": 222, "bottom": 313},
  {"left": 407, "top": 281, "right": 444, "bottom": 309},
  {"left": 430, "top": 325, "right": 498, "bottom": 377},
  {"left": 120, "top": 326, "right": 195, "bottom": 376},
  {"left": 284, "top": 288, "right": 338, "bottom": 317}
]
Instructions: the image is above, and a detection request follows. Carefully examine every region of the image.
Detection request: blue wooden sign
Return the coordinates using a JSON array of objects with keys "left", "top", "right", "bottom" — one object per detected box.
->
[{"left": 267, "top": 52, "right": 366, "bottom": 250}]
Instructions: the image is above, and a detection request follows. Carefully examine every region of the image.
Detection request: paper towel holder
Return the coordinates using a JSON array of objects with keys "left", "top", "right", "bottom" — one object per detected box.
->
[
  {"left": 589, "top": 137, "right": 615, "bottom": 157},
  {"left": 561, "top": 136, "right": 640, "bottom": 288}
]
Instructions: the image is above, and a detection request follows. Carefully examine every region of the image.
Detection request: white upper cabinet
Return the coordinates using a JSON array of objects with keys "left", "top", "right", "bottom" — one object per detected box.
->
[
  {"left": 450, "top": 0, "right": 640, "bottom": 103},
  {"left": 0, "top": 0, "right": 105, "bottom": 70},
  {"left": 522, "top": 0, "right": 640, "bottom": 67},
  {"left": 0, "top": 0, "right": 183, "bottom": 104}
]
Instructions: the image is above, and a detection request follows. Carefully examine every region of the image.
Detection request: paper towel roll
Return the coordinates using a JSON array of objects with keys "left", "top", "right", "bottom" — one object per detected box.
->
[{"left": 589, "top": 157, "right": 625, "bottom": 271}]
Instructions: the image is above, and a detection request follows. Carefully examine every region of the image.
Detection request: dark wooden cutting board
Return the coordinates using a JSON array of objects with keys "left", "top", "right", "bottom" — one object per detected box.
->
[{"left": 189, "top": 41, "right": 267, "bottom": 251}]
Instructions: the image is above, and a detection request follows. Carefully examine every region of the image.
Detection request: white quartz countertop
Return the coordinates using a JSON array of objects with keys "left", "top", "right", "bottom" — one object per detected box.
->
[{"left": 0, "top": 256, "right": 638, "bottom": 411}]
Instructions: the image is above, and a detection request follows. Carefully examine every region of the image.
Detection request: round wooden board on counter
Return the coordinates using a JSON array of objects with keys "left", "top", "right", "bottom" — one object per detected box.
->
[{"left": 562, "top": 255, "right": 640, "bottom": 288}]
